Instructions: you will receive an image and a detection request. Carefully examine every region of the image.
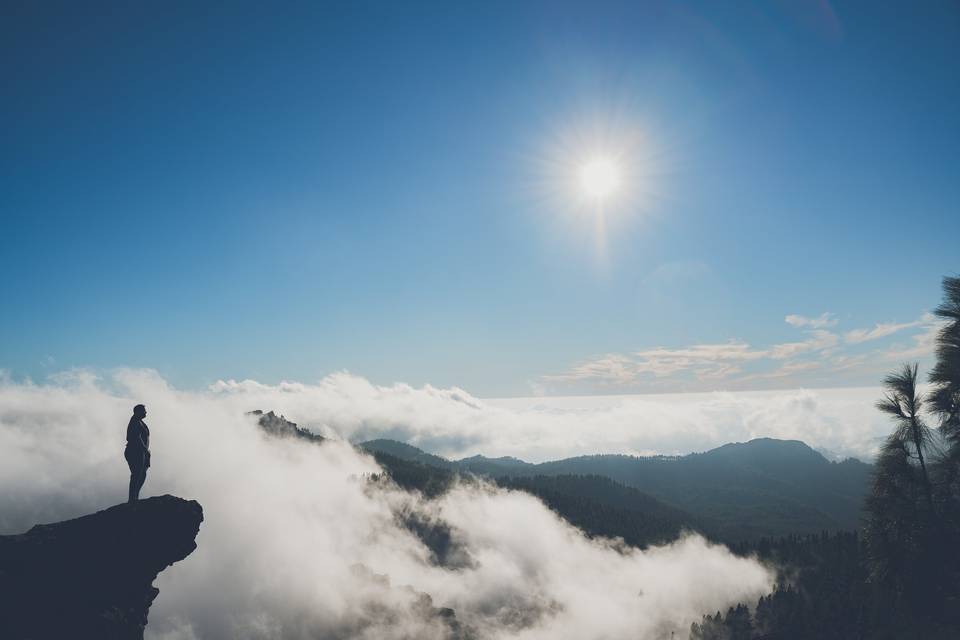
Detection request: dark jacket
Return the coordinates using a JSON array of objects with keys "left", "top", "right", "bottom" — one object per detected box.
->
[{"left": 125, "top": 417, "right": 151, "bottom": 468}]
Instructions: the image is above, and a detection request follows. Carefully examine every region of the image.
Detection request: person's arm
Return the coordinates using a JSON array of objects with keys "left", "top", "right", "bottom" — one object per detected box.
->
[{"left": 142, "top": 425, "right": 151, "bottom": 467}]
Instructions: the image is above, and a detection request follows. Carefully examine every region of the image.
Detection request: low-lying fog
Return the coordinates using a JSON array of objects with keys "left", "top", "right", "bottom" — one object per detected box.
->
[{"left": 3, "top": 368, "right": 871, "bottom": 638}]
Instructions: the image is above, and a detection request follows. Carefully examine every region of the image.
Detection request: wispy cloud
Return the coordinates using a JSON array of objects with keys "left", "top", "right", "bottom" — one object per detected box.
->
[
  {"left": 768, "top": 329, "right": 839, "bottom": 360},
  {"left": 785, "top": 312, "right": 837, "bottom": 329},
  {"left": 634, "top": 342, "right": 768, "bottom": 363},
  {"left": 553, "top": 354, "right": 638, "bottom": 385},
  {"left": 845, "top": 316, "right": 927, "bottom": 344},
  {"left": 881, "top": 315, "right": 944, "bottom": 360},
  {"left": 545, "top": 341, "right": 767, "bottom": 387},
  {"left": 764, "top": 360, "right": 821, "bottom": 378},
  {"left": 546, "top": 310, "right": 936, "bottom": 393}
]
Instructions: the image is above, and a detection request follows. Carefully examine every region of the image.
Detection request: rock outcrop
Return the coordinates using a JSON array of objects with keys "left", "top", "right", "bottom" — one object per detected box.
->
[
  {"left": 0, "top": 495, "right": 203, "bottom": 640},
  {"left": 250, "top": 409, "right": 325, "bottom": 443}
]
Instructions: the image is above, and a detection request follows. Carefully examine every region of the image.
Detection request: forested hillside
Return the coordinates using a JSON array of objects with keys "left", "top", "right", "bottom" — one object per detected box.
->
[
  {"left": 360, "top": 437, "right": 871, "bottom": 541},
  {"left": 690, "top": 531, "right": 958, "bottom": 640},
  {"left": 360, "top": 448, "right": 705, "bottom": 548}
]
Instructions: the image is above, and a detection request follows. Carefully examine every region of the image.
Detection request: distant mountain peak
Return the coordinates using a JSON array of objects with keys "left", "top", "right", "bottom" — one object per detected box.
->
[
  {"left": 705, "top": 437, "right": 824, "bottom": 458},
  {"left": 457, "top": 454, "right": 532, "bottom": 467}
]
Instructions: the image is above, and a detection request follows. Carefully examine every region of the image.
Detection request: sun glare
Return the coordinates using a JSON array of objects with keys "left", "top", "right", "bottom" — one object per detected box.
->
[
  {"left": 533, "top": 118, "right": 654, "bottom": 262},
  {"left": 579, "top": 156, "right": 622, "bottom": 202}
]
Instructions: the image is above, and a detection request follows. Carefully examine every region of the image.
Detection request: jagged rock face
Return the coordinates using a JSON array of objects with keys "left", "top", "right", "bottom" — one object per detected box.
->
[
  {"left": 249, "top": 409, "right": 325, "bottom": 443},
  {"left": 0, "top": 495, "right": 203, "bottom": 640}
]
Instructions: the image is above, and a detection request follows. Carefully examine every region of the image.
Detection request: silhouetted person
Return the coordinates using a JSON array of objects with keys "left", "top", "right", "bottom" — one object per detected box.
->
[{"left": 125, "top": 404, "right": 151, "bottom": 503}]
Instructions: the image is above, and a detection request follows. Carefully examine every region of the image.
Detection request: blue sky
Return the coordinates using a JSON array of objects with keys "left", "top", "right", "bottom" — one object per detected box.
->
[{"left": 2, "top": 1, "right": 958, "bottom": 396}]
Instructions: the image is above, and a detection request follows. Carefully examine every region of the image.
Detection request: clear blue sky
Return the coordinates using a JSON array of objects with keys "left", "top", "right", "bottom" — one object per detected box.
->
[{"left": 2, "top": 1, "right": 958, "bottom": 396}]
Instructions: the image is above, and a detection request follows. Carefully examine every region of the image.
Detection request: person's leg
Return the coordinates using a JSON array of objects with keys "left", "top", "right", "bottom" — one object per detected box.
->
[
  {"left": 126, "top": 451, "right": 136, "bottom": 503},
  {"left": 136, "top": 465, "right": 147, "bottom": 499},
  {"left": 129, "top": 465, "right": 146, "bottom": 502},
  {"left": 128, "top": 466, "right": 138, "bottom": 503}
]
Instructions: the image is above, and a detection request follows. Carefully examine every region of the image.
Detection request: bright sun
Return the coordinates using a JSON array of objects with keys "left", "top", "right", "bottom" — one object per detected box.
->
[{"left": 579, "top": 156, "right": 622, "bottom": 202}]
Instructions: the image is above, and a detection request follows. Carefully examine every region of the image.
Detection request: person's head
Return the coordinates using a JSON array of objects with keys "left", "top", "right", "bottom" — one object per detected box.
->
[{"left": 133, "top": 404, "right": 147, "bottom": 419}]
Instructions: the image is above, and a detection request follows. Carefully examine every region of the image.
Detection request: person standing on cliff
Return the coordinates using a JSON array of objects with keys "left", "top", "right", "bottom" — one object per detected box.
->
[{"left": 125, "top": 404, "right": 151, "bottom": 503}]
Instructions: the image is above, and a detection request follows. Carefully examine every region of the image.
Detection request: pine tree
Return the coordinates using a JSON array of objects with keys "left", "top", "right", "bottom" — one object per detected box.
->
[
  {"left": 929, "top": 275, "right": 960, "bottom": 497},
  {"left": 866, "top": 275, "right": 960, "bottom": 630},
  {"left": 930, "top": 277, "right": 960, "bottom": 433},
  {"left": 875, "top": 364, "right": 934, "bottom": 509}
]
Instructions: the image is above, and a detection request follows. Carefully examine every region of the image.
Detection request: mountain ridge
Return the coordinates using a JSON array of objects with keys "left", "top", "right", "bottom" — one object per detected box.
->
[
  {"left": 252, "top": 412, "right": 871, "bottom": 542},
  {"left": 358, "top": 436, "right": 873, "bottom": 541}
]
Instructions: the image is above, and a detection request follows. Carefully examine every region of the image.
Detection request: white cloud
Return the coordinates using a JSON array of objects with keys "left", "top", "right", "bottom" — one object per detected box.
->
[
  {"left": 785, "top": 313, "right": 837, "bottom": 329},
  {"left": 546, "top": 309, "right": 940, "bottom": 393},
  {"left": 768, "top": 329, "right": 840, "bottom": 360},
  {"left": 192, "top": 371, "right": 898, "bottom": 463},
  {"left": 633, "top": 342, "right": 768, "bottom": 363},
  {"left": 545, "top": 341, "right": 769, "bottom": 386},
  {"left": 0, "top": 370, "right": 775, "bottom": 640},
  {"left": 828, "top": 354, "right": 869, "bottom": 372},
  {"left": 548, "top": 330, "right": 841, "bottom": 390},
  {"left": 845, "top": 318, "right": 926, "bottom": 344},
  {"left": 755, "top": 361, "right": 820, "bottom": 380},
  {"left": 696, "top": 363, "right": 744, "bottom": 380},
  {"left": 547, "top": 354, "right": 639, "bottom": 384},
  {"left": 882, "top": 314, "right": 944, "bottom": 360}
]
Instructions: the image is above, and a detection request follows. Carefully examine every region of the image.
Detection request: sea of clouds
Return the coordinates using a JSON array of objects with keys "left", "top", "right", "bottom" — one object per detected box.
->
[
  {"left": 3, "top": 368, "right": 883, "bottom": 639},
  {"left": 209, "top": 372, "right": 889, "bottom": 462}
]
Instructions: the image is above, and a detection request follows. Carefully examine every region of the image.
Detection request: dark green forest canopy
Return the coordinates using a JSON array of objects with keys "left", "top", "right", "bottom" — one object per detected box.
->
[{"left": 360, "top": 437, "right": 872, "bottom": 542}]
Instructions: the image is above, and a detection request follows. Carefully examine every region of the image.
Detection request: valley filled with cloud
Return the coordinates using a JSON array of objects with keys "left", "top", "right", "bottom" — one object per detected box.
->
[{"left": 0, "top": 369, "right": 785, "bottom": 639}]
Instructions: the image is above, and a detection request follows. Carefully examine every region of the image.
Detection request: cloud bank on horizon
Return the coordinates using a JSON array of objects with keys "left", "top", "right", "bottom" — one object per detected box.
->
[
  {"left": 0, "top": 369, "right": 774, "bottom": 640},
  {"left": 208, "top": 371, "right": 894, "bottom": 463}
]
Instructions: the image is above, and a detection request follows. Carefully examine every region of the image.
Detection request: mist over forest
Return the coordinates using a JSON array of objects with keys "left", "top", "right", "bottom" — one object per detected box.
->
[{"left": 0, "top": 373, "right": 775, "bottom": 639}]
